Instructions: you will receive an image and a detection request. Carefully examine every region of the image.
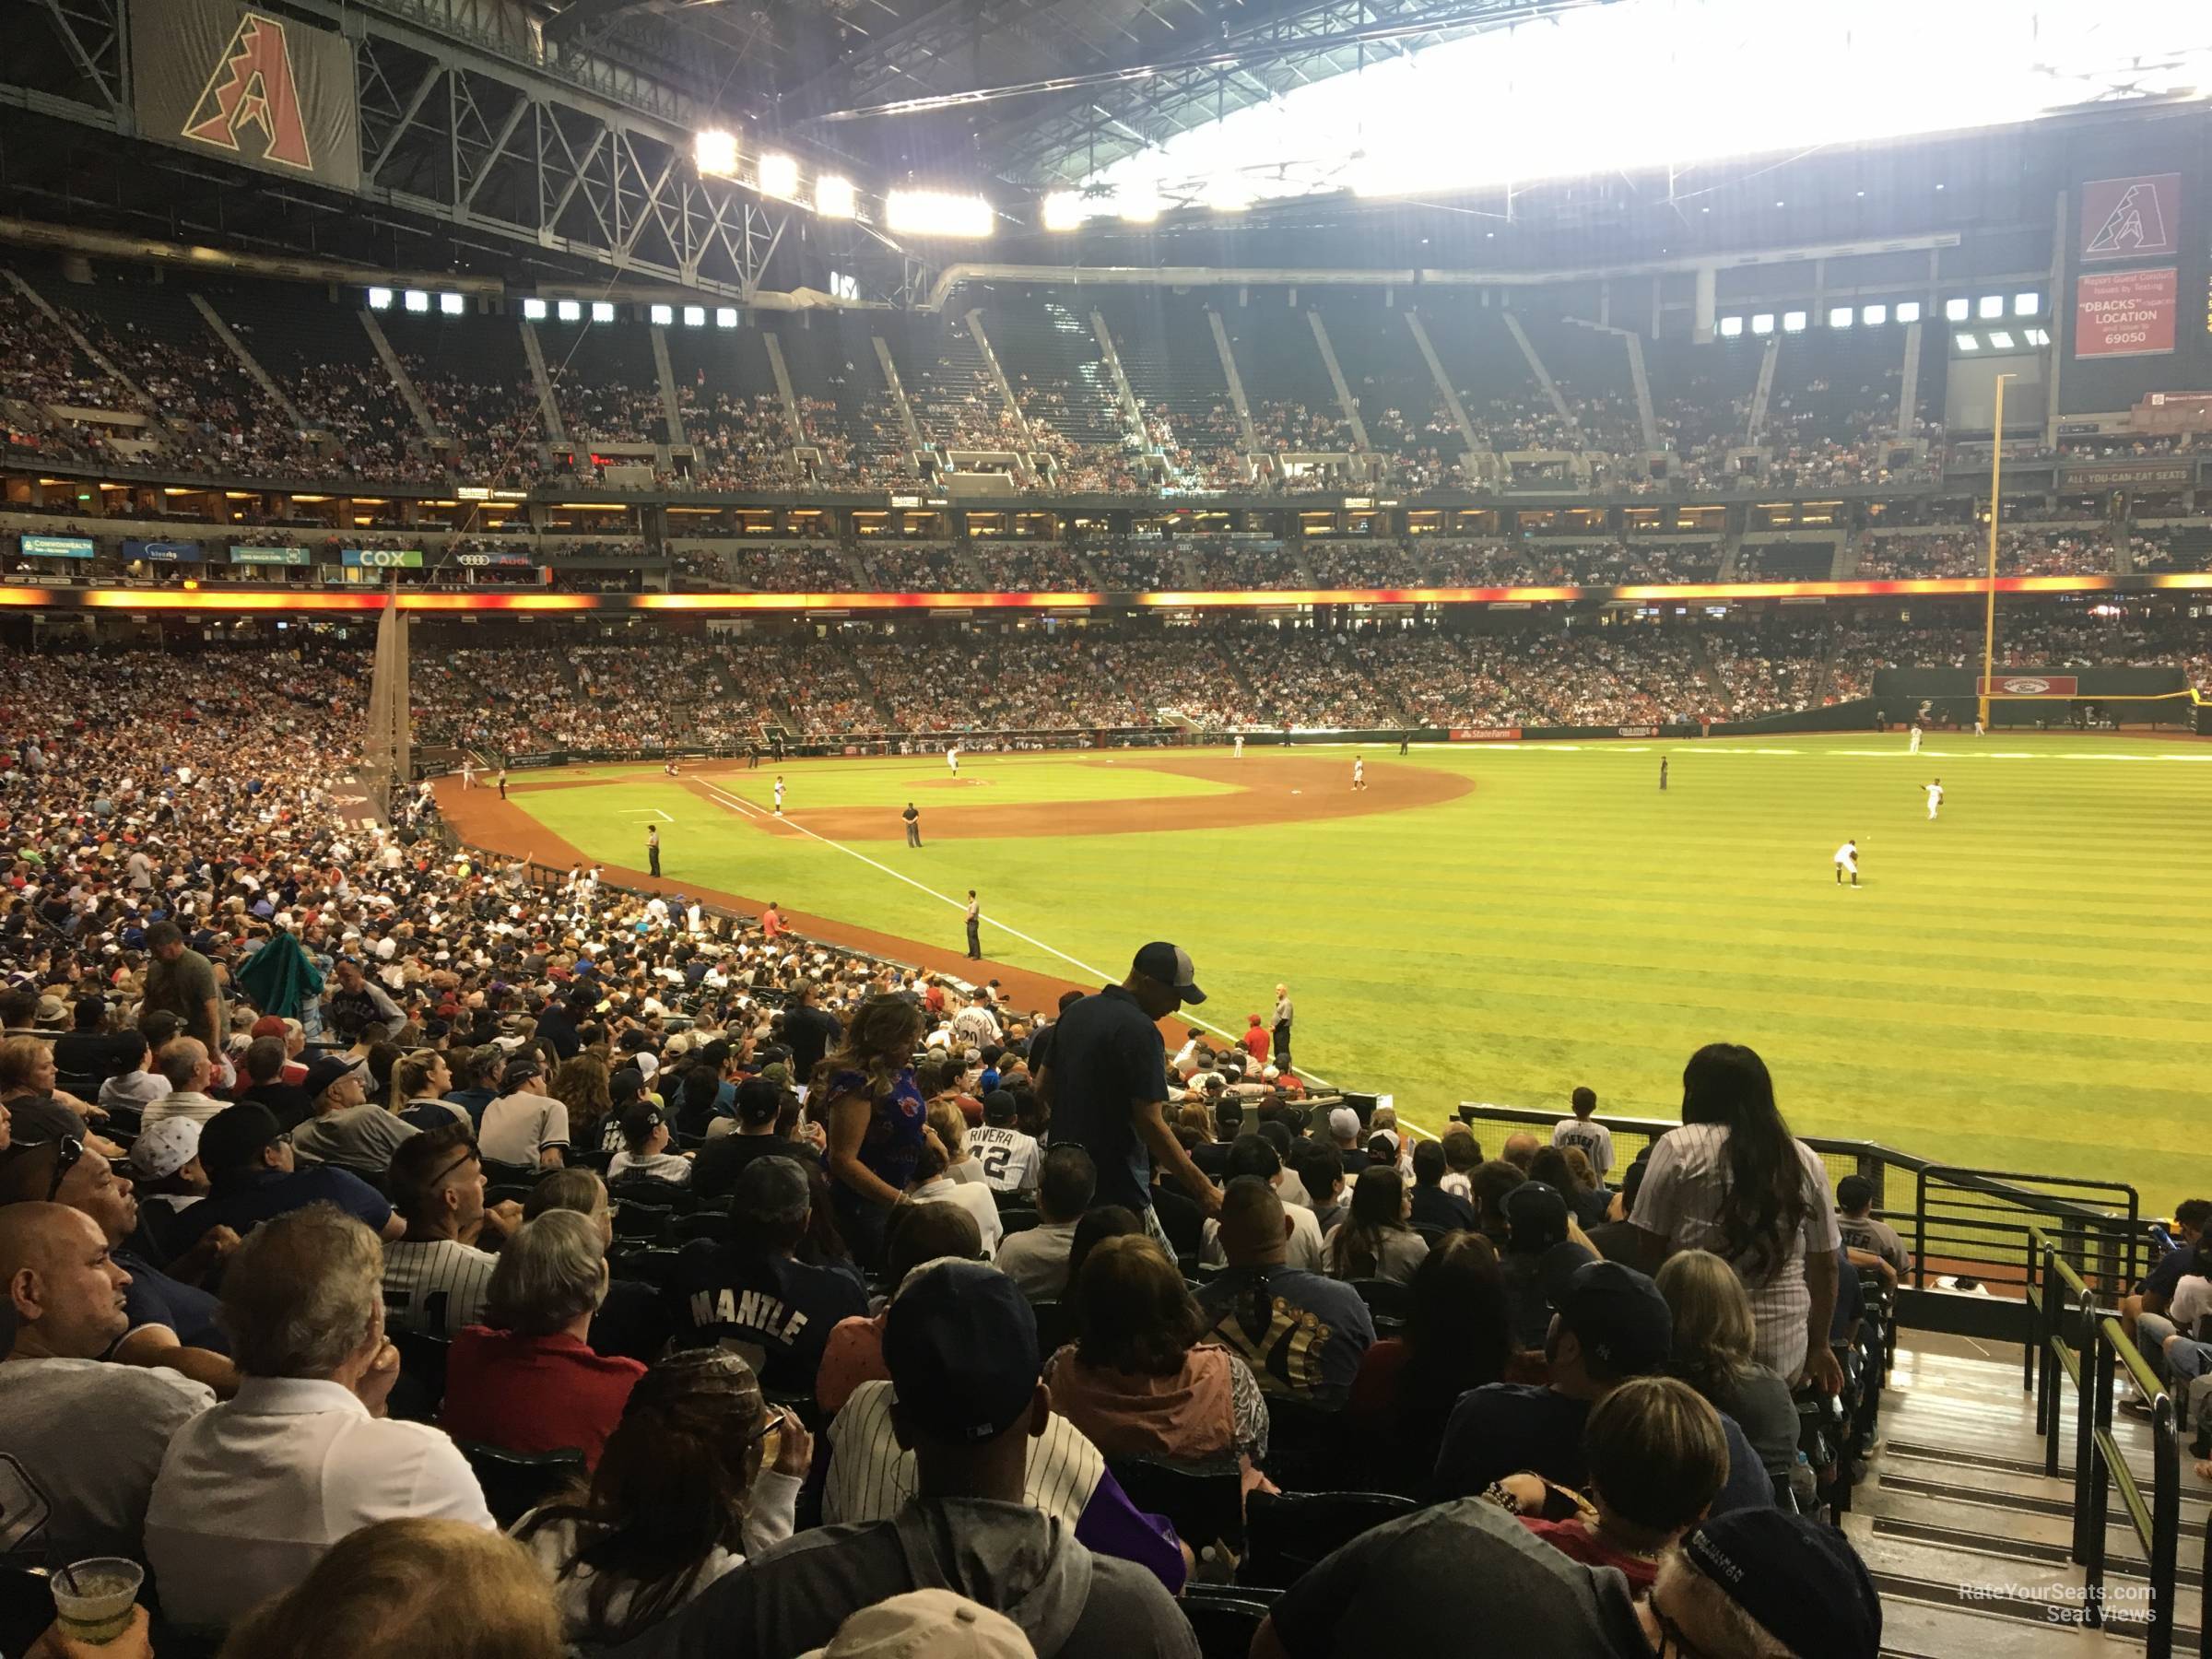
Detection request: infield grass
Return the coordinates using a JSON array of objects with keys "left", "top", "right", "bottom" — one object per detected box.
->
[{"left": 508, "top": 735, "right": 2212, "bottom": 1212}]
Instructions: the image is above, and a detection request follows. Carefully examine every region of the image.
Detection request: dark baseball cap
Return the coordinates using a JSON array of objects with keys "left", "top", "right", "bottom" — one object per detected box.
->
[
  {"left": 1683, "top": 1510, "right": 1883, "bottom": 1659},
  {"left": 883, "top": 1261, "right": 1040, "bottom": 1444},
  {"left": 733, "top": 1155, "right": 811, "bottom": 1224},
  {"left": 1547, "top": 1258, "right": 1672, "bottom": 1376},
  {"left": 734, "top": 1075, "right": 783, "bottom": 1126},
  {"left": 1131, "top": 942, "right": 1205, "bottom": 1006},
  {"left": 199, "top": 1102, "right": 287, "bottom": 1178},
  {"left": 302, "top": 1053, "right": 368, "bottom": 1100},
  {"left": 500, "top": 1053, "right": 547, "bottom": 1094},
  {"left": 1503, "top": 1180, "right": 1570, "bottom": 1251}
]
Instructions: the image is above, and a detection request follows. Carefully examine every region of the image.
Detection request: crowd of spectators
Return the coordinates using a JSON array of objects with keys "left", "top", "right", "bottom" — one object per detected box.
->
[
  {"left": 1856, "top": 527, "right": 2123, "bottom": 581},
  {"left": 678, "top": 391, "right": 791, "bottom": 490}
]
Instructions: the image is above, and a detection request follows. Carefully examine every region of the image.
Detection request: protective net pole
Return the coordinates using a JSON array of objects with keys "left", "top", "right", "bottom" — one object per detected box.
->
[{"left": 362, "top": 583, "right": 410, "bottom": 823}]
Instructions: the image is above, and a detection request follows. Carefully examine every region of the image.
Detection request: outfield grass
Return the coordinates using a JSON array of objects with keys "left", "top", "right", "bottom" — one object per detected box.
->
[{"left": 509, "top": 735, "right": 2212, "bottom": 1213}]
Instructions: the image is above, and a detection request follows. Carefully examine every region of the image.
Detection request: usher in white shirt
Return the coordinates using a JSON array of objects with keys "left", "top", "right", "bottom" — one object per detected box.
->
[{"left": 145, "top": 1377, "right": 493, "bottom": 1627}]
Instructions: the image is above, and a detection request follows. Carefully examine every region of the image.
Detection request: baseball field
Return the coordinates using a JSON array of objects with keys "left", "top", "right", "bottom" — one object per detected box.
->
[{"left": 442, "top": 734, "right": 2212, "bottom": 1213}]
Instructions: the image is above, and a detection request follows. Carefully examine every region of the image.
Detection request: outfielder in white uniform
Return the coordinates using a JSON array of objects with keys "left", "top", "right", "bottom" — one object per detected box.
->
[
  {"left": 1908, "top": 724, "right": 1922, "bottom": 754},
  {"left": 1352, "top": 757, "right": 1366, "bottom": 791},
  {"left": 1834, "top": 840, "right": 1860, "bottom": 887},
  {"left": 773, "top": 775, "right": 785, "bottom": 817},
  {"left": 1924, "top": 779, "right": 1943, "bottom": 820},
  {"left": 1233, "top": 734, "right": 1244, "bottom": 759},
  {"left": 947, "top": 746, "right": 959, "bottom": 777}
]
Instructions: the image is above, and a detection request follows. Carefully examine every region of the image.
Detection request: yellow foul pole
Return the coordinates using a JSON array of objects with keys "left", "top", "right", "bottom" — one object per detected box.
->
[{"left": 1979, "top": 372, "right": 2013, "bottom": 733}]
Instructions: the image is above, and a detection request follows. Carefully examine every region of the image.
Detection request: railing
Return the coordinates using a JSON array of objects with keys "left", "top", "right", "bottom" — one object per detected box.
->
[
  {"left": 1451, "top": 1103, "right": 2146, "bottom": 1342},
  {"left": 2030, "top": 1230, "right": 2185, "bottom": 1656}
]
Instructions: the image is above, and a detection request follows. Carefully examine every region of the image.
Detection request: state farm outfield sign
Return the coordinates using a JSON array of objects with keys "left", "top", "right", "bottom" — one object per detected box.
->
[
  {"left": 1450, "top": 728, "right": 1524, "bottom": 741},
  {"left": 1977, "top": 676, "right": 2079, "bottom": 698},
  {"left": 2075, "top": 268, "right": 2177, "bottom": 359}
]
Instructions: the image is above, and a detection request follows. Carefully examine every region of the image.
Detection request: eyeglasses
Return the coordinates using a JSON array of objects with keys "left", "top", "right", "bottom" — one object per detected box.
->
[
  {"left": 428, "top": 1147, "right": 479, "bottom": 1191},
  {"left": 0, "top": 1135, "right": 85, "bottom": 1202}
]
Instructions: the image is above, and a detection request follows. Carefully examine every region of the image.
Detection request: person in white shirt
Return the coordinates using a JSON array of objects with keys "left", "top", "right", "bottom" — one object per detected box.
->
[
  {"left": 382, "top": 1125, "right": 518, "bottom": 1338},
  {"left": 1626, "top": 1043, "right": 1843, "bottom": 1389},
  {"left": 608, "top": 1105, "right": 693, "bottom": 1186},
  {"left": 479, "top": 1053, "right": 572, "bottom": 1171},
  {"left": 146, "top": 1205, "right": 495, "bottom": 1628},
  {"left": 1924, "top": 779, "right": 1943, "bottom": 821},
  {"left": 968, "top": 1093, "right": 1040, "bottom": 1194},
  {"left": 1832, "top": 839, "right": 1859, "bottom": 888},
  {"left": 994, "top": 1146, "right": 1095, "bottom": 1301},
  {"left": 950, "top": 994, "right": 1002, "bottom": 1052},
  {"left": 1908, "top": 722, "right": 1922, "bottom": 754},
  {"left": 0, "top": 1203, "right": 216, "bottom": 1565},
  {"left": 907, "top": 1139, "right": 1002, "bottom": 1260},
  {"left": 140, "top": 1038, "right": 224, "bottom": 1127},
  {"left": 947, "top": 745, "right": 960, "bottom": 777},
  {"left": 1550, "top": 1086, "right": 1615, "bottom": 1184}
]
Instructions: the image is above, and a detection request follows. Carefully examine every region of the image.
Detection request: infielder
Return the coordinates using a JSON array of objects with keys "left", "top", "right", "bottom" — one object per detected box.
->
[
  {"left": 1834, "top": 839, "right": 1860, "bottom": 888},
  {"left": 1908, "top": 723, "right": 1922, "bottom": 755},
  {"left": 1233, "top": 734, "right": 1244, "bottom": 759},
  {"left": 1352, "top": 757, "right": 1366, "bottom": 791},
  {"left": 773, "top": 775, "right": 785, "bottom": 818}
]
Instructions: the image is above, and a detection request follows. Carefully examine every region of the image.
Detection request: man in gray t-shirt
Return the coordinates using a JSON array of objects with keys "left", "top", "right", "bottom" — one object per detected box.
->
[
  {"left": 1257, "top": 1498, "right": 1646, "bottom": 1659},
  {"left": 0, "top": 1205, "right": 215, "bottom": 1566}
]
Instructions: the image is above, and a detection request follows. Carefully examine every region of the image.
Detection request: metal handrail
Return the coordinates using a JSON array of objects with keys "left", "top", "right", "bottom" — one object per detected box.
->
[{"left": 2029, "top": 1230, "right": 2183, "bottom": 1656}]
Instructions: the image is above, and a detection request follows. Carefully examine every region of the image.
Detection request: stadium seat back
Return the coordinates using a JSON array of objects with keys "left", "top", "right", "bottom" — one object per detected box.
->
[
  {"left": 0, "top": 1561, "right": 53, "bottom": 1657},
  {"left": 480, "top": 1159, "right": 543, "bottom": 1187},
  {"left": 610, "top": 1200, "right": 673, "bottom": 1243},
  {"left": 389, "top": 1328, "right": 450, "bottom": 1422},
  {"left": 1348, "top": 1278, "right": 1412, "bottom": 1322},
  {"left": 673, "top": 1210, "right": 734, "bottom": 1244},
  {"left": 996, "top": 1206, "right": 1041, "bottom": 1236},
  {"left": 1240, "top": 1489, "right": 1416, "bottom": 1587},
  {"left": 607, "top": 1246, "right": 681, "bottom": 1287},
  {"left": 1105, "top": 1453, "right": 1244, "bottom": 1554},
  {"left": 453, "top": 1440, "right": 587, "bottom": 1527},
  {"left": 1179, "top": 1585, "right": 1282, "bottom": 1659}
]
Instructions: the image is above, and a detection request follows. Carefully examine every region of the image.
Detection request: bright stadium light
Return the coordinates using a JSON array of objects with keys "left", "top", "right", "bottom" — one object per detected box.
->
[
  {"left": 696, "top": 129, "right": 739, "bottom": 178},
  {"left": 759, "top": 153, "right": 801, "bottom": 201},
  {"left": 650, "top": 304, "right": 674, "bottom": 325},
  {"left": 1117, "top": 185, "right": 1162, "bottom": 224},
  {"left": 1956, "top": 334, "right": 1980, "bottom": 350},
  {"left": 591, "top": 301, "right": 616, "bottom": 324},
  {"left": 2014, "top": 291, "right": 2041, "bottom": 316},
  {"left": 1896, "top": 301, "right": 1923, "bottom": 323},
  {"left": 1945, "top": 297, "right": 1971, "bottom": 322},
  {"left": 367, "top": 287, "right": 394, "bottom": 311},
  {"left": 1201, "top": 173, "right": 1254, "bottom": 213},
  {"left": 1041, "top": 191, "right": 1087, "bottom": 231},
  {"left": 1988, "top": 330, "right": 2016, "bottom": 349},
  {"left": 886, "top": 189, "right": 994, "bottom": 238},
  {"left": 557, "top": 300, "right": 582, "bottom": 322},
  {"left": 1718, "top": 316, "right": 1744, "bottom": 337},
  {"left": 522, "top": 298, "right": 548, "bottom": 321},
  {"left": 683, "top": 305, "right": 707, "bottom": 327},
  {"left": 1750, "top": 312, "right": 1774, "bottom": 335},
  {"left": 439, "top": 292, "right": 465, "bottom": 316},
  {"left": 1861, "top": 304, "right": 1888, "bottom": 326},
  {"left": 816, "top": 174, "right": 857, "bottom": 218},
  {"left": 1829, "top": 307, "right": 1853, "bottom": 328},
  {"left": 2024, "top": 326, "right": 2051, "bottom": 346},
  {"left": 715, "top": 307, "right": 739, "bottom": 328},
  {"left": 1978, "top": 295, "right": 2005, "bottom": 319},
  {"left": 403, "top": 289, "right": 429, "bottom": 313},
  {"left": 1085, "top": 0, "right": 2212, "bottom": 209},
  {"left": 1783, "top": 310, "right": 1807, "bottom": 333}
]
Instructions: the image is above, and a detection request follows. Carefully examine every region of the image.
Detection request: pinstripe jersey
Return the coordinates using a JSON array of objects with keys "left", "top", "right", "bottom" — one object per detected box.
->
[
  {"left": 382, "top": 1238, "right": 498, "bottom": 1337},
  {"left": 823, "top": 1380, "right": 1100, "bottom": 1531}
]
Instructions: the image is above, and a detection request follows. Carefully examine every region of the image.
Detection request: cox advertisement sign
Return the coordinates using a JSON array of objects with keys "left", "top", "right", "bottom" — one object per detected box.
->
[{"left": 340, "top": 547, "right": 424, "bottom": 568}]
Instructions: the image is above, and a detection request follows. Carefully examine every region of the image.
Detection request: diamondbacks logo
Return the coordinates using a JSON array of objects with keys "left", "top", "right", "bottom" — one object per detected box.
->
[
  {"left": 2085, "top": 184, "right": 2166, "bottom": 257},
  {"left": 2001, "top": 677, "right": 2052, "bottom": 695},
  {"left": 183, "top": 12, "right": 313, "bottom": 171}
]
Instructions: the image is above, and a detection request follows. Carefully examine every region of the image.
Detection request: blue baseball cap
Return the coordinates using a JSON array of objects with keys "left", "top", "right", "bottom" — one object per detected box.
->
[
  {"left": 883, "top": 1262, "right": 1040, "bottom": 1444},
  {"left": 1132, "top": 942, "right": 1205, "bottom": 1005}
]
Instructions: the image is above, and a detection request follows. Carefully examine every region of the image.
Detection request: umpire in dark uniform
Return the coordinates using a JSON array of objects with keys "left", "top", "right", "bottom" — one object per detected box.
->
[
  {"left": 902, "top": 803, "right": 922, "bottom": 848},
  {"left": 647, "top": 823, "right": 661, "bottom": 877},
  {"left": 965, "top": 890, "right": 982, "bottom": 959}
]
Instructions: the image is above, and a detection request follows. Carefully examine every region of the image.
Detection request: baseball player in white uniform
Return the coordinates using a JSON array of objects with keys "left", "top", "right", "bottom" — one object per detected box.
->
[
  {"left": 947, "top": 745, "right": 960, "bottom": 777},
  {"left": 1834, "top": 839, "right": 1860, "bottom": 887},
  {"left": 1233, "top": 734, "right": 1244, "bottom": 759},
  {"left": 773, "top": 775, "right": 785, "bottom": 817},
  {"left": 1908, "top": 723, "right": 1922, "bottom": 754},
  {"left": 1924, "top": 779, "right": 1943, "bottom": 820},
  {"left": 1352, "top": 757, "right": 1366, "bottom": 791}
]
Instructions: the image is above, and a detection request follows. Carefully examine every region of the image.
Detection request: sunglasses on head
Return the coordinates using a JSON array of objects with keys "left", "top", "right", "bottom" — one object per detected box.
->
[{"left": 0, "top": 1135, "right": 85, "bottom": 1203}]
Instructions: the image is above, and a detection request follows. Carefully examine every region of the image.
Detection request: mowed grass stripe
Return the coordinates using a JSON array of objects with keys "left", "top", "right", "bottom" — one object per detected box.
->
[{"left": 513, "top": 735, "right": 2212, "bottom": 1210}]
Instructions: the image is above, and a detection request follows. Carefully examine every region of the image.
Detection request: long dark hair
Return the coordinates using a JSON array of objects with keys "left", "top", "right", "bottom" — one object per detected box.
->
[
  {"left": 513, "top": 1351, "right": 768, "bottom": 1644},
  {"left": 1398, "top": 1231, "right": 1513, "bottom": 1430},
  {"left": 1680, "top": 1042, "right": 1805, "bottom": 1283},
  {"left": 1073, "top": 1235, "right": 1205, "bottom": 1377},
  {"left": 811, "top": 994, "right": 924, "bottom": 1104},
  {"left": 1326, "top": 1166, "right": 1409, "bottom": 1280}
]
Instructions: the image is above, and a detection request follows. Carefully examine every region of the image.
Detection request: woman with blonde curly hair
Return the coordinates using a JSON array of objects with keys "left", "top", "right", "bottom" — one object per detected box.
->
[
  {"left": 551, "top": 1052, "right": 615, "bottom": 1152},
  {"left": 811, "top": 994, "right": 927, "bottom": 1266}
]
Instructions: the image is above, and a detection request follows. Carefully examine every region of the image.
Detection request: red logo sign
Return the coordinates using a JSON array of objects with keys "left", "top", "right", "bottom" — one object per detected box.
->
[
  {"left": 1977, "top": 677, "right": 2079, "bottom": 698},
  {"left": 2075, "top": 268, "right": 2177, "bottom": 359},
  {"left": 2080, "top": 174, "right": 2181, "bottom": 261},
  {"left": 183, "top": 12, "right": 314, "bottom": 171}
]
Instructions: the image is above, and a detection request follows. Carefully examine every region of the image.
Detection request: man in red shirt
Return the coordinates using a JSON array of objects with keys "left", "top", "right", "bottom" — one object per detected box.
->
[
  {"left": 760, "top": 902, "right": 784, "bottom": 940},
  {"left": 1240, "top": 1014, "right": 1271, "bottom": 1066}
]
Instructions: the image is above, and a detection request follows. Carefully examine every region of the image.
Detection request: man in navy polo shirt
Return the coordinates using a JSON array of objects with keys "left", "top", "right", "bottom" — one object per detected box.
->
[
  {"left": 169, "top": 1103, "right": 404, "bottom": 1251},
  {"left": 1037, "top": 942, "right": 1221, "bottom": 1241}
]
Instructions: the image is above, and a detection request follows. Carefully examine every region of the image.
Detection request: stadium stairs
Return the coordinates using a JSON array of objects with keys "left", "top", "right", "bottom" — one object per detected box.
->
[{"left": 1854, "top": 1329, "right": 2199, "bottom": 1656}]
